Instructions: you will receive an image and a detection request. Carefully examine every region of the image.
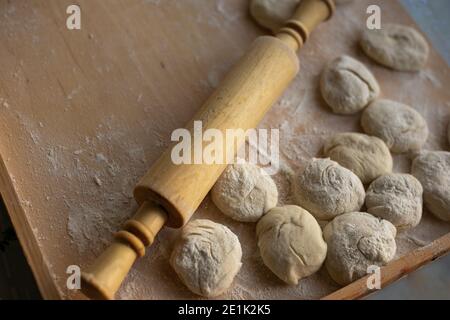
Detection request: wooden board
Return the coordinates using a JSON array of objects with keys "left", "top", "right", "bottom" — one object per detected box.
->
[
  {"left": 0, "top": 0, "right": 449, "bottom": 300},
  {"left": 323, "top": 233, "right": 450, "bottom": 300}
]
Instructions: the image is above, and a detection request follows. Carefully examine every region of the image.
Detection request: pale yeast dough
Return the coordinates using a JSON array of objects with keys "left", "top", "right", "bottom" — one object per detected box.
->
[
  {"left": 323, "top": 212, "right": 397, "bottom": 286},
  {"left": 321, "top": 55, "right": 380, "bottom": 115},
  {"left": 294, "top": 158, "right": 365, "bottom": 221},
  {"left": 256, "top": 206, "right": 327, "bottom": 285},
  {"left": 361, "top": 24, "right": 429, "bottom": 71},
  {"left": 211, "top": 162, "right": 278, "bottom": 222},
  {"left": 412, "top": 151, "right": 450, "bottom": 222},
  {"left": 361, "top": 99, "right": 428, "bottom": 153},
  {"left": 323, "top": 133, "right": 393, "bottom": 184},
  {"left": 170, "top": 219, "right": 242, "bottom": 297},
  {"left": 365, "top": 174, "right": 423, "bottom": 231}
]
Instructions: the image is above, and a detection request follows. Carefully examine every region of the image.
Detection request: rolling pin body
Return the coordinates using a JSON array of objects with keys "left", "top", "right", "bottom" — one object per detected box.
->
[
  {"left": 135, "top": 36, "right": 299, "bottom": 228},
  {"left": 81, "top": 0, "right": 334, "bottom": 300}
]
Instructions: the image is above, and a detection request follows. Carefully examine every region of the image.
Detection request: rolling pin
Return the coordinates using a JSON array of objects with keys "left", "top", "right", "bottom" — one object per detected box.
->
[{"left": 81, "top": 0, "right": 335, "bottom": 300}]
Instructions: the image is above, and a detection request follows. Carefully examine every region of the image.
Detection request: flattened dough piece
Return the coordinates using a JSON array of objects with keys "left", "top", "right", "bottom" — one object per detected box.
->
[
  {"left": 323, "top": 212, "right": 397, "bottom": 286},
  {"left": 411, "top": 151, "right": 450, "bottom": 221},
  {"left": 365, "top": 174, "right": 423, "bottom": 231},
  {"left": 250, "top": 0, "right": 301, "bottom": 32},
  {"left": 321, "top": 55, "right": 380, "bottom": 115},
  {"left": 256, "top": 205, "right": 327, "bottom": 285},
  {"left": 361, "top": 24, "right": 429, "bottom": 71},
  {"left": 361, "top": 99, "right": 429, "bottom": 153},
  {"left": 323, "top": 133, "right": 393, "bottom": 184},
  {"left": 294, "top": 158, "right": 365, "bottom": 221},
  {"left": 170, "top": 219, "right": 242, "bottom": 297},
  {"left": 211, "top": 162, "right": 278, "bottom": 222}
]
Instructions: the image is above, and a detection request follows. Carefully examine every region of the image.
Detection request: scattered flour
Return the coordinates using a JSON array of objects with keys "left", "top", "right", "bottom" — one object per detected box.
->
[
  {"left": 67, "top": 85, "right": 82, "bottom": 100},
  {"left": 419, "top": 69, "right": 442, "bottom": 88},
  {"left": 0, "top": 98, "right": 10, "bottom": 108},
  {"left": 2, "top": 0, "right": 449, "bottom": 301},
  {"left": 93, "top": 176, "right": 102, "bottom": 186}
]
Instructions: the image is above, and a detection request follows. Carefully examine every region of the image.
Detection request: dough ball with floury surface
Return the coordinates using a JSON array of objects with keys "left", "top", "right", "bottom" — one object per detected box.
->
[
  {"left": 170, "top": 219, "right": 242, "bottom": 297},
  {"left": 323, "top": 133, "right": 393, "bottom": 184},
  {"left": 361, "top": 99, "right": 428, "bottom": 153},
  {"left": 211, "top": 161, "right": 278, "bottom": 223},
  {"left": 321, "top": 55, "right": 380, "bottom": 115},
  {"left": 365, "top": 173, "right": 423, "bottom": 231},
  {"left": 323, "top": 212, "right": 397, "bottom": 286},
  {"left": 360, "top": 24, "right": 429, "bottom": 72},
  {"left": 293, "top": 158, "right": 365, "bottom": 221},
  {"left": 411, "top": 151, "right": 450, "bottom": 222},
  {"left": 256, "top": 205, "right": 327, "bottom": 285}
]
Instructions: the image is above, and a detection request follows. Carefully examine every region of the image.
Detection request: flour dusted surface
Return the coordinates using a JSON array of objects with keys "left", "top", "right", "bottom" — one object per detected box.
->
[
  {"left": 1, "top": 0, "right": 449, "bottom": 300},
  {"left": 67, "top": 0, "right": 450, "bottom": 299}
]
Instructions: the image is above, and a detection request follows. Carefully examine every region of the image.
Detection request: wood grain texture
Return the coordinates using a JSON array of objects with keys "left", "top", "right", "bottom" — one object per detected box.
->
[{"left": 0, "top": 0, "right": 449, "bottom": 300}]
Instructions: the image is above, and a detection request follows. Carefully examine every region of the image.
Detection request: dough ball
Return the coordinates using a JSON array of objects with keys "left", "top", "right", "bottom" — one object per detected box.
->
[
  {"left": 250, "top": 0, "right": 301, "bottom": 32},
  {"left": 170, "top": 219, "right": 242, "bottom": 297},
  {"left": 320, "top": 55, "right": 380, "bottom": 115},
  {"left": 361, "top": 99, "right": 429, "bottom": 153},
  {"left": 294, "top": 158, "right": 365, "bottom": 221},
  {"left": 256, "top": 205, "right": 327, "bottom": 285},
  {"left": 361, "top": 24, "right": 429, "bottom": 71},
  {"left": 365, "top": 174, "right": 423, "bottom": 231},
  {"left": 323, "top": 133, "right": 393, "bottom": 184},
  {"left": 411, "top": 151, "right": 450, "bottom": 221},
  {"left": 211, "top": 162, "right": 278, "bottom": 222},
  {"left": 323, "top": 212, "right": 397, "bottom": 286}
]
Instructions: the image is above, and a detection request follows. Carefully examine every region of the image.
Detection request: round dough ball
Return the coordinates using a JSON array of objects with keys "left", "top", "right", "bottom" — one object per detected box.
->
[
  {"left": 323, "top": 133, "right": 393, "bottom": 184},
  {"left": 321, "top": 55, "right": 380, "bottom": 115},
  {"left": 365, "top": 174, "right": 423, "bottom": 231},
  {"left": 411, "top": 151, "right": 450, "bottom": 221},
  {"left": 211, "top": 162, "right": 278, "bottom": 222},
  {"left": 250, "top": 0, "right": 301, "bottom": 32},
  {"left": 361, "top": 24, "right": 429, "bottom": 71},
  {"left": 361, "top": 99, "right": 429, "bottom": 153},
  {"left": 170, "top": 219, "right": 242, "bottom": 297},
  {"left": 323, "top": 212, "right": 397, "bottom": 286},
  {"left": 294, "top": 158, "right": 365, "bottom": 221},
  {"left": 256, "top": 205, "right": 327, "bottom": 285}
]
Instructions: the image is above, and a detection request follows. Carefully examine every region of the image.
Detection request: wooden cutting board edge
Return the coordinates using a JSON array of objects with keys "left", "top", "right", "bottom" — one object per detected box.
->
[{"left": 0, "top": 153, "right": 61, "bottom": 299}]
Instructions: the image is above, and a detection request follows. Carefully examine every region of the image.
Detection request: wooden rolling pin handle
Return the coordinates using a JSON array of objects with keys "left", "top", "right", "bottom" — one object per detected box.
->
[
  {"left": 123, "top": 202, "right": 168, "bottom": 247},
  {"left": 81, "top": 202, "right": 167, "bottom": 300},
  {"left": 81, "top": 0, "right": 334, "bottom": 300},
  {"left": 277, "top": 0, "right": 335, "bottom": 50}
]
